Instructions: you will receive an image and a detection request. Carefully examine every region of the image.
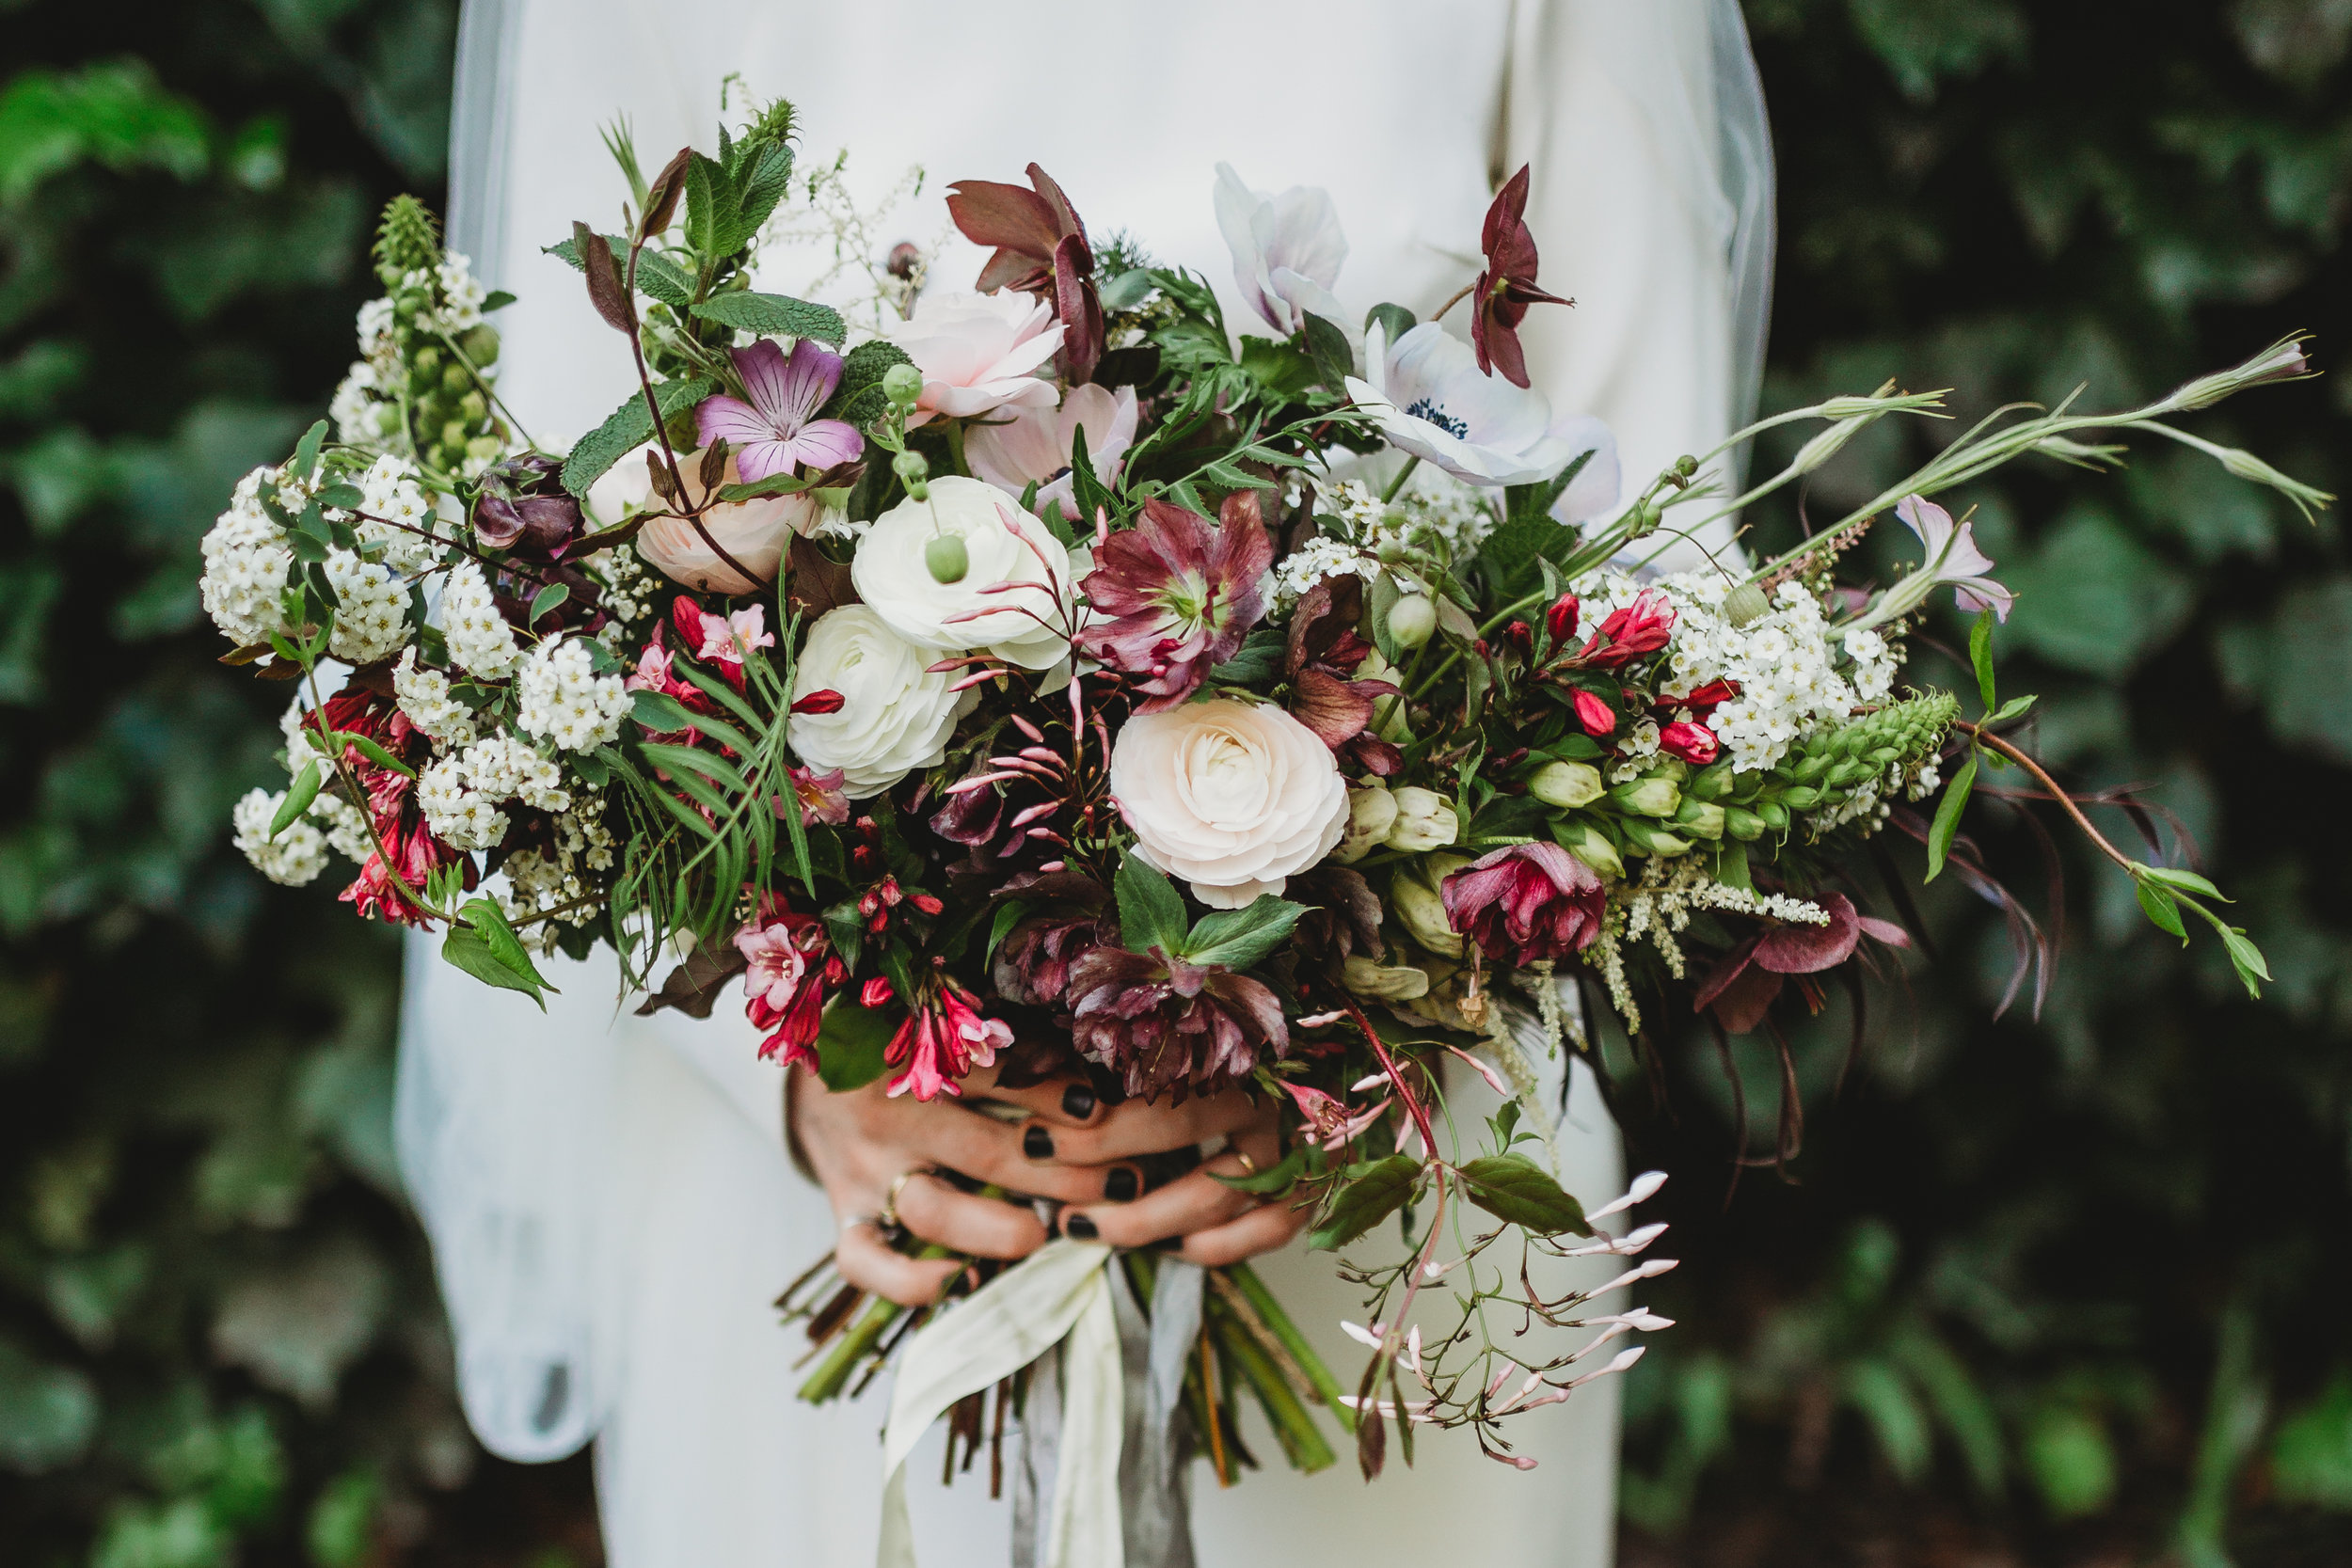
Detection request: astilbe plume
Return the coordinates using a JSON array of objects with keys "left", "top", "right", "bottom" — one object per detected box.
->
[
  {"left": 1066, "top": 945, "right": 1289, "bottom": 1101},
  {"left": 1079, "top": 491, "right": 1273, "bottom": 711}
]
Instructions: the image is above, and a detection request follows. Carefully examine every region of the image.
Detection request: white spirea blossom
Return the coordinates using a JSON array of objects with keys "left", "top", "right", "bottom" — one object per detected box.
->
[
  {"left": 1268, "top": 474, "right": 1497, "bottom": 611},
  {"left": 441, "top": 559, "right": 522, "bottom": 678},
  {"left": 392, "top": 648, "right": 478, "bottom": 750},
  {"left": 460, "top": 733, "right": 570, "bottom": 813},
  {"left": 199, "top": 467, "right": 292, "bottom": 646},
  {"left": 1578, "top": 570, "right": 1879, "bottom": 776},
  {"left": 354, "top": 454, "right": 440, "bottom": 571},
  {"left": 232, "top": 787, "right": 328, "bottom": 886},
  {"left": 323, "top": 548, "right": 409, "bottom": 665},
  {"left": 418, "top": 755, "right": 509, "bottom": 850},
  {"left": 310, "top": 792, "right": 373, "bottom": 863},
  {"left": 501, "top": 807, "right": 616, "bottom": 932},
  {"left": 516, "top": 637, "right": 631, "bottom": 752},
  {"left": 437, "top": 253, "right": 488, "bottom": 330},
  {"left": 329, "top": 362, "right": 384, "bottom": 447}
]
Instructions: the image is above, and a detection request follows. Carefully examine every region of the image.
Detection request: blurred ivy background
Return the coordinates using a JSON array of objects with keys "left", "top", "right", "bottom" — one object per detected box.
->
[{"left": 0, "top": 1, "right": 2346, "bottom": 1565}]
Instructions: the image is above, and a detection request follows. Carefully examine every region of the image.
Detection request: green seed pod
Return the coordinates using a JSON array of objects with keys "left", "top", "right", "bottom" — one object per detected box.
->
[
  {"left": 1778, "top": 785, "right": 1823, "bottom": 812},
  {"left": 1388, "top": 593, "right": 1438, "bottom": 649},
  {"left": 882, "top": 362, "right": 924, "bottom": 409},
  {"left": 458, "top": 390, "right": 488, "bottom": 424},
  {"left": 440, "top": 420, "right": 470, "bottom": 451},
  {"left": 1677, "top": 800, "right": 1726, "bottom": 839},
  {"left": 1612, "top": 777, "right": 1681, "bottom": 817},
  {"left": 1688, "top": 761, "right": 1734, "bottom": 801},
  {"left": 1529, "top": 760, "right": 1604, "bottom": 810},
  {"left": 412, "top": 344, "right": 443, "bottom": 377},
  {"left": 925, "top": 532, "right": 969, "bottom": 583},
  {"left": 1721, "top": 581, "right": 1770, "bottom": 627},
  {"left": 441, "top": 361, "right": 471, "bottom": 395},
  {"left": 459, "top": 324, "right": 500, "bottom": 367},
  {"left": 465, "top": 435, "right": 503, "bottom": 465}
]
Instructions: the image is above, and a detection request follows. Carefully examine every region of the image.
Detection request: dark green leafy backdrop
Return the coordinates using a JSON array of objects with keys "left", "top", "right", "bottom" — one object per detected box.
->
[{"left": 0, "top": 2, "right": 2345, "bottom": 1564}]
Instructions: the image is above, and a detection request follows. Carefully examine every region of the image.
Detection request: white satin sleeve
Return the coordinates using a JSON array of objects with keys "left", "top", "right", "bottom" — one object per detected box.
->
[{"left": 1504, "top": 0, "right": 1774, "bottom": 574}]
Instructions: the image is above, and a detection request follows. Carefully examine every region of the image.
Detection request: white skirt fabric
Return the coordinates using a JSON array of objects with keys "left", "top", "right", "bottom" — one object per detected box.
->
[{"left": 400, "top": 1, "right": 1773, "bottom": 1560}]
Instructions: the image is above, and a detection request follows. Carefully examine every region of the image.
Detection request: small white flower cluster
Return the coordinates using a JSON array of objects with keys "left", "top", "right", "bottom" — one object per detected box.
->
[
  {"left": 1581, "top": 570, "right": 1894, "bottom": 776},
  {"left": 351, "top": 454, "right": 442, "bottom": 572},
  {"left": 392, "top": 647, "right": 479, "bottom": 749},
  {"left": 328, "top": 362, "right": 392, "bottom": 448},
  {"left": 310, "top": 792, "right": 374, "bottom": 863},
  {"left": 441, "top": 560, "right": 522, "bottom": 678},
  {"left": 501, "top": 807, "right": 617, "bottom": 932},
  {"left": 416, "top": 733, "right": 573, "bottom": 853},
  {"left": 231, "top": 787, "right": 329, "bottom": 886},
  {"left": 1814, "top": 743, "right": 1944, "bottom": 836},
  {"left": 323, "top": 548, "right": 410, "bottom": 664},
  {"left": 589, "top": 540, "right": 655, "bottom": 631},
  {"left": 516, "top": 637, "right": 631, "bottom": 752},
  {"left": 1269, "top": 473, "right": 1498, "bottom": 611},
  {"left": 199, "top": 467, "right": 293, "bottom": 647},
  {"left": 437, "top": 253, "right": 487, "bottom": 330}
]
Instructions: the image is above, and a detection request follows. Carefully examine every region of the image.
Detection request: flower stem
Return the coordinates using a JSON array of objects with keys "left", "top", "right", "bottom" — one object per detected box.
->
[
  {"left": 1379, "top": 455, "right": 1421, "bottom": 505},
  {"left": 1951, "top": 720, "right": 2137, "bottom": 874},
  {"left": 1212, "top": 1302, "right": 1337, "bottom": 1472},
  {"left": 1225, "top": 1261, "right": 1355, "bottom": 1431}
]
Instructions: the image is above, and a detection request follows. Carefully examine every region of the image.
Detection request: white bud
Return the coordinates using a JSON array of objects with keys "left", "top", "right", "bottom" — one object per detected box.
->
[
  {"left": 1384, "top": 786, "right": 1458, "bottom": 851},
  {"left": 1529, "top": 759, "right": 1603, "bottom": 809}
]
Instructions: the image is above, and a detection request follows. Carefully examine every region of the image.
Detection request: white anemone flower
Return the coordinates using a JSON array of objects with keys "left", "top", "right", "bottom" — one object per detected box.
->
[
  {"left": 1214, "top": 163, "right": 1348, "bottom": 338},
  {"left": 1346, "top": 320, "right": 1597, "bottom": 487}
]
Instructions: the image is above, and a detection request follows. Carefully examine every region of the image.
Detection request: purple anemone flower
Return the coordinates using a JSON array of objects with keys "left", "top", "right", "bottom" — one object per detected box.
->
[{"left": 693, "top": 339, "right": 865, "bottom": 485}]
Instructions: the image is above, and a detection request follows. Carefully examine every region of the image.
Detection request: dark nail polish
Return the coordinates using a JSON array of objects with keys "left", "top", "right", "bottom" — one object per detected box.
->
[
  {"left": 1060, "top": 1083, "right": 1097, "bottom": 1120},
  {"left": 1150, "top": 1235, "right": 1184, "bottom": 1253},
  {"left": 1023, "top": 1125, "right": 1055, "bottom": 1160},
  {"left": 1104, "top": 1167, "right": 1138, "bottom": 1203},
  {"left": 1063, "top": 1213, "right": 1099, "bottom": 1241}
]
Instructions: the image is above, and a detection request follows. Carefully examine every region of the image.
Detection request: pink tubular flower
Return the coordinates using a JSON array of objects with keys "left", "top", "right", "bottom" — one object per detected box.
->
[
  {"left": 1572, "top": 688, "right": 1617, "bottom": 737},
  {"left": 1441, "top": 842, "right": 1608, "bottom": 964},
  {"left": 733, "top": 908, "right": 843, "bottom": 1070},
  {"left": 885, "top": 980, "right": 1012, "bottom": 1101},
  {"left": 667, "top": 596, "right": 776, "bottom": 690},
  {"left": 1658, "top": 720, "right": 1719, "bottom": 766},
  {"left": 693, "top": 339, "right": 865, "bottom": 485},
  {"left": 1078, "top": 492, "right": 1274, "bottom": 711},
  {"left": 778, "top": 765, "right": 850, "bottom": 827},
  {"left": 1581, "top": 589, "right": 1676, "bottom": 669},
  {"left": 1895, "top": 494, "right": 2012, "bottom": 622}
]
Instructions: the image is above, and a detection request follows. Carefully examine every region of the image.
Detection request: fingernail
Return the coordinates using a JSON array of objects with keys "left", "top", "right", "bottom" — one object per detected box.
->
[
  {"left": 1150, "top": 1235, "right": 1184, "bottom": 1253},
  {"left": 1061, "top": 1083, "right": 1097, "bottom": 1120},
  {"left": 1024, "top": 1125, "right": 1055, "bottom": 1160},
  {"left": 1063, "top": 1213, "right": 1099, "bottom": 1241},
  {"left": 1104, "top": 1167, "right": 1138, "bottom": 1203}
]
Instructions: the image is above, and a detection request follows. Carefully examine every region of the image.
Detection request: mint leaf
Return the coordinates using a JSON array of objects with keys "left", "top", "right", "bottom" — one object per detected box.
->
[
  {"left": 560, "top": 377, "right": 715, "bottom": 498},
  {"left": 689, "top": 291, "right": 846, "bottom": 345}
]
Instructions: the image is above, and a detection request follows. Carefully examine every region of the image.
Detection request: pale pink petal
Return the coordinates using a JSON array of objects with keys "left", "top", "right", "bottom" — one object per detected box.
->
[
  {"left": 696, "top": 394, "right": 776, "bottom": 451},
  {"left": 729, "top": 439, "right": 797, "bottom": 485},
  {"left": 776, "top": 419, "right": 865, "bottom": 474}
]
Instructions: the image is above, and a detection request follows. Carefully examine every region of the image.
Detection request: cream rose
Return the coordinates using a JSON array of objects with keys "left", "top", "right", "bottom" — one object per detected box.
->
[
  {"left": 587, "top": 442, "right": 823, "bottom": 595},
  {"left": 787, "top": 607, "right": 975, "bottom": 799},
  {"left": 882, "top": 289, "right": 1062, "bottom": 425},
  {"left": 1109, "top": 699, "right": 1351, "bottom": 909},
  {"left": 851, "top": 475, "right": 1083, "bottom": 671}
]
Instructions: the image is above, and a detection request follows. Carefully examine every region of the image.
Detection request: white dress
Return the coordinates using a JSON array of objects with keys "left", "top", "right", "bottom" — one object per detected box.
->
[{"left": 398, "top": 3, "right": 1772, "bottom": 1563}]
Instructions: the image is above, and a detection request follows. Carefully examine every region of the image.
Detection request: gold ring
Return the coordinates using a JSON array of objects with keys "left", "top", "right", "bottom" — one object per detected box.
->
[
  {"left": 1235, "top": 1150, "right": 1258, "bottom": 1174},
  {"left": 880, "top": 1169, "right": 919, "bottom": 1230}
]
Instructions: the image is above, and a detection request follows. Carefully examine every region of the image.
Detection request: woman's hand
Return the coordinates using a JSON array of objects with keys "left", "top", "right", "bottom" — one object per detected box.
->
[{"left": 789, "top": 1062, "right": 1306, "bottom": 1305}]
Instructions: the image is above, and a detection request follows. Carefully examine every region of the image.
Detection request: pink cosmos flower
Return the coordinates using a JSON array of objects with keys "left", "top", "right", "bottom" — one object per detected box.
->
[
  {"left": 966, "top": 383, "right": 1139, "bottom": 522},
  {"left": 692, "top": 340, "right": 864, "bottom": 485},
  {"left": 733, "top": 907, "right": 843, "bottom": 1070},
  {"left": 1895, "top": 495, "right": 2012, "bottom": 622},
  {"left": 1441, "top": 841, "right": 1609, "bottom": 964},
  {"left": 884, "top": 980, "right": 1012, "bottom": 1101},
  {"left": 1078, "top": 492, "right": 1273, "bottom": 711}
]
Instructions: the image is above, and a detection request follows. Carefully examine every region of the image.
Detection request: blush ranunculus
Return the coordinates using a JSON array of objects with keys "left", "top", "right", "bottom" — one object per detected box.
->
[
  {"left": 786, "top": 606, "right": 976, "bottom": 799},
  {"left": 586, "top": 442, "right": 823, "bottom": 595},
  {"left": 850, "top": 475, "right": 1084, "bottom": 671},
  {"left": 966, "top": 382, "right": 1138, "bottom": 523},
  {"left": 882, "top": 288, "right": 1062, "bottom": 425},
  {"left": 1108, "top": 699, "right": 1350, "bottom": 909}
]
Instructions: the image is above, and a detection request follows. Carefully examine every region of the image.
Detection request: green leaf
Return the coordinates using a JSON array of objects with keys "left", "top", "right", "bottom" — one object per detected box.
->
[
  {"left": 1309, "top": 1153, "right": 1422, "bottom": 1251},
  {"left": 2141, "top": 864, "right": 2226, "bottom": 900},
  {"left": 639, "top": 741, "right": 752, "bottom": 798},
  {"left": 325, "top": 730, "right": 414, "bottom": 779},
  {"left": 1968, "top": 606, "right": 1997, "bottom": 712},
  {"left": 1299, "top": 312, "right": 1354, "bottom": 387},
  {"left": 2216, "top": 924, "right": 2272, "bottom": 998},
  {"left": 2136, "top": 878, "right": 2188, "bottom": 942},
  {"left": 441, "top": 924, "right": 548, "bottom": 1006},
  {"left": 560, "top": 376, "right": 715, "bottom": 498},
  {"left": 291, "top": 419, "right": 327, "bottom": 483},
  {"left": 544, "top": 233, "right": 695, "bottom": 309},
  {"left": 268, "top": 760, "right": 321, "bottom": 838},
  {"left": 1207, "top": 627, "right": 1286, "bottom": 686},
  {"left": 1454, "top": 1153, "right": 1595, "bottom": 1237},
  {"left": 683, "top": 150, "right": 735, "bottom": 258},
  {"left": 689, "top": 291, "right": 847, "bottom": 345},
  {"left": 1116, "top": 851, "right": 1189, "bottom": 957},
  {"left": 1183, "top": 895, "right": 1308, "bottom": 972},
  {"left": 1985, "top": 692, "right": 2037, "bottom": 724},
  {"left": 815, "top": 1001, "right": 896, "bottom": 1091},
  {"left": 527, "top": 583, "right": 569, "bottom": 626},
  {"left": 1482, "top": 450, "right": 1598, "bottom": 594},
  {"left": 1924, "top": 750, "right": 1977, "bottom": 881},
  {"left": 817, "top": 339, "right": 914, "bottom": 429},
  {"left": 1363, "top": 302, "right": 1416, "bottom": 348},
  {"left": 629, "top": 688, "right": 701, "bottom": 735},
  {"left": 985, "top": 901, "right": 1025, "bottom": 966},
  {"left": 462, "top": 896, "right": 555, "bottom": 990}
]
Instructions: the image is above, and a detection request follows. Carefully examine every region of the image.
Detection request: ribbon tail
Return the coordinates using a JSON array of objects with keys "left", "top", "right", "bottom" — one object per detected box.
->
[
  {"left": 1122, "top": 1260, "right": 1202, "bottom": 1568},
  {"left": 1044, "top": 1268, "right": 1125, "bottom": 1568}
]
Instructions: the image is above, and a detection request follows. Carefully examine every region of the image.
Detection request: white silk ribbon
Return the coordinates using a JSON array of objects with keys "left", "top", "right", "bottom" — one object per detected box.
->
[{"left": 878, "top": 1240, "right": 1124, "bottom": 1568}]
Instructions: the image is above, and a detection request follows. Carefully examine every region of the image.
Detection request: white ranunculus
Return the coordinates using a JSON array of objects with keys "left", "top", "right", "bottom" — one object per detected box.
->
[
  {"left": 1110, "top": 699, "right": 1351, "bottom": 910},
  {"left": 1214, "top": 163, "right": 1349, "bottom": 338},
  {"left": 851, "top": 475, "right": 1084, "bottom": 671},
  {"left": 787, "top": 607, "right": 975, "bottom": 799},
  {"left": 882, "top": 289, "right": 1062, "bottom": 425},
  {"left": 1345, "top": 321, "right": 1597, "bottom": 487}
]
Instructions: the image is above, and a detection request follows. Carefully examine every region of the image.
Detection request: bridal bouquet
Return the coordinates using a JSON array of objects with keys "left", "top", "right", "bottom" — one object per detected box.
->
[{"left": 201, "top": 93, "right": 2325, "bottom": 1517}]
